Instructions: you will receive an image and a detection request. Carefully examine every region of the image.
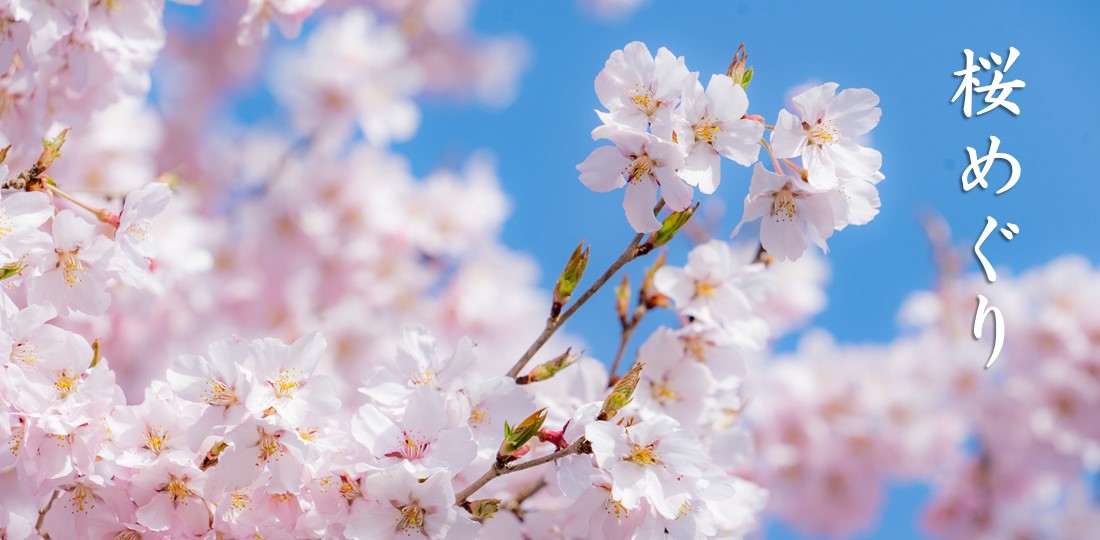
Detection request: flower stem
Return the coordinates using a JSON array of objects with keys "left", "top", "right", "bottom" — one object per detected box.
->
[
  {"left": 607, "top": 301, "right": 648, "bottom": 385},
  {"left": 759, "top": 138, "right": 782, "bottom": 173}
]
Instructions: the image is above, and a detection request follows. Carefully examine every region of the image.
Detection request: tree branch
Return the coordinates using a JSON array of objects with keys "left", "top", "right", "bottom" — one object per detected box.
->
[{"left": 454, "top": 437, "right": 587, "bottom": 506}]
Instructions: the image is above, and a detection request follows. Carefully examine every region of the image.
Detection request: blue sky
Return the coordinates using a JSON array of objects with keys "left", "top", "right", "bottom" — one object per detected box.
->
[{"left": 165, "top": 1, "right": 1100, "bottom": 537}]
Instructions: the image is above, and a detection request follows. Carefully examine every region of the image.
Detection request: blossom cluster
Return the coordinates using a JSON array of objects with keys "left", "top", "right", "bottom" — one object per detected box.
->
[
  {"left": 0, "top": 0, "right": 165, "bottom": 170},
  {"left": 746, "top": 251, "right": 1100, "bottom": 539},
  {"left": 576, "top": 42, "right": 885, "bottom": 264}
]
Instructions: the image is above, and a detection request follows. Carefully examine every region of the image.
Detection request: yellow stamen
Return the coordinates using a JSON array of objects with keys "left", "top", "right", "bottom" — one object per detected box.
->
[
  {"left": 693, "top": 117, "right": 721, "bottom": 144},
  {"left": 772, "top": 186, "right": 797, "bottom": 221},
  {"left": 143, "top": 425, "right": 171, "bottom": 455},
  {"left": 623, "top": 443, "right": 661, "bottom": 465},
  {"left": 55, "top": 369, "right": 78, "bottom": 398},
  {"left": 396, "top": 503, "right": 426, "bottom": 534}
]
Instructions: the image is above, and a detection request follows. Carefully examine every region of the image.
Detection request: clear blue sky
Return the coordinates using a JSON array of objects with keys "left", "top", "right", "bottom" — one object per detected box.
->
[{"left": 165, "top": 1, "right": 1100, "bottom": 537}]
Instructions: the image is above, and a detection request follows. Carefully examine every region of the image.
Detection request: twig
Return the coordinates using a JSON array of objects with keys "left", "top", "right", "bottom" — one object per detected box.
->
[
  {"left": 454, "top": 438, "right": 587, "bottom": 506},
  {"left": 502, "top": 478, "right": 548, "bottom": 519},
  {"left": 35, "top": 489, "right": 60, "bottom": 538},
  {"left": 505, "top": 235, "right": 645, "bottom": 378}
]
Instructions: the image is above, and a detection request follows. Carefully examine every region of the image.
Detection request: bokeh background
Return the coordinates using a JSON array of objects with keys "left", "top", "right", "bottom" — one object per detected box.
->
[{"left": 163, "top": 1, "right": 1100, "bottom": 537}]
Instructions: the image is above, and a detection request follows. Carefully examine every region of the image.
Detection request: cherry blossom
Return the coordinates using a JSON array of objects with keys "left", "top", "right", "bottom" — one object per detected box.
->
[
  {"left": 669, "top": 74, "right": 764, "bottom": 194},
  {"left": 594, "top": 41, "right": 691, "bottom": 132},
  {"left": 578, "top": 128, "right": 689, "bottom": 232},
  {"left": 770, "top": 82, "right": 883, "bottom": 190},
  {"left": 734, "top": 163, "right": 836, "bottom": 261}
]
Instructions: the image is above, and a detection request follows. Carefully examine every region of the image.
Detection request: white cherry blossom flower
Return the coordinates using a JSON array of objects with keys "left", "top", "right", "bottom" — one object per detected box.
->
[
  {"left": 770, "top": 82, "right": 882, "bottom": 189},
  {"left": 578, "top": 128, "right": 688, "bottom": 233},
  {"left": 733, "top": 164, "right": 836, "bottom": 262},
  {"left": 668, "top": 74, "right": 763, "bottom": 194},
  {"left": 28, "top": 210, "right": 116, "bottom": 316},
  {"left": 594, "top": 41, "right": 691, "bottom": 132},
  {"left": 345, "top": 466, "right": 479, "bottom": 540},
  {"left": 586, "top": 415, "right": 706, "bottom": 519}
]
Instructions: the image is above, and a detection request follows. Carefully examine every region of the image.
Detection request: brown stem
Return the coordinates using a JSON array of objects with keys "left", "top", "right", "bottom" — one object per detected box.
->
[
  {"left": 455, "top": 438, "right": 587, "bottom": 506},
  {"left": 505, "top": 234, "right": 645, "bottom": 378},
  {"left": 35, "top": 489, "right": 60, "bottom": 538},
  {"left": 607, "top": 326, "right": 635, "bottom": 385},
  {"left": 502, "top": 478, "right": 548, "bottom": 519},
  {"left": 506, "top": 201, "right": 666, "bottom": 379}
]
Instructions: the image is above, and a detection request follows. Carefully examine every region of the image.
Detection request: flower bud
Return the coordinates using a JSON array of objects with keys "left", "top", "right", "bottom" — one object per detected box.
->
[
  {"left": 640, "top": 251, "right": 669, "bottom": 309},
  {"left": 201, "top": 440, "right": 229, "bottom": 470},
  {"left": 466, "top": 499, "right": 501, "bottom": 520},
  {"left": 552, "top": 242, "right": 590, "bottom": 318},
  {"left": 614, "top": 274, "right": 631, "bottom": 327},
  {"left": 0, "top": 261, "right": 26, "bottom": 282},
  {"left": 37, "top": 128, "right": 70, "bottom": 172},
  {"left": 499, "top": 408, "right": 548, "bottom": 462},
  {"left": 599, "top": 362, "right": 644, "bottom": 421},
  {"left": 519, "top": 348, "right": 581, "bottom": 384},
  {"left": 537, "top": 419, "right": 571, "bottom": 451},
  {"left": 726, "top": 43, "right": 753, "bottom": 90},
  {"left": 641, "top": 203, "right": 699, "bottom": 253}
]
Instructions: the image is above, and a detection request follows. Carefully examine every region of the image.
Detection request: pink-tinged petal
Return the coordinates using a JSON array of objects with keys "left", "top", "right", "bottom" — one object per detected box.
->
[
  {"left": 4, "top": 191, "right": 52, "bottom": 224},
  {"left": 177, "top": 495, "right": 212, "bottom": 537},
  {"left": 577, "top": 147, "right": 629, "bottom": 193},
  {"left": 760, "top": 210, "right": 807, "bottom": 262},
  {"left": 585, "top": 422, "right": 627, "bottom": 468},
  {"left": 713, "top": 119, "right": 764, "bottom": 166},
  {"left": 595, "top": 71, "right": 624, "bottom": 111},
  {"left": 216, "top": 441, "right": 263, "bottom": 490},
  {"left": 623, "top": 180, "right": 661, "bottom": 233},
  {"left": 652, "top": 48, "right": 690, "bottom": 102},
  {"left": 658, "top": 174, "right": 693, "bottom": 212},
  {"left": 679, "top": 77, "right": 708, "bottom": 123},
  {"left": 346, "top": 503, "right": 394, "bottom": 540},
  {"left": 627, "top": 416, "right": 679, "bottom": 446},
  {"left": 622, "top": 42, "right": 656, "bottom": 84},
  {"left": 135, "top": 494, "right": 174, "bottom": 532},
  {"left": 679, "top": 144, "right": 721, "bottom": 194},
  {"left": 289, "top": 331, "right": 325, "bottom": 374},
  {"left": 608, "top": 462, "right": 646, "bottom": 509},
  {"left": 828, "top": 87, "right": 881, "bottom": 136},
  {"left": 706, "top": 74, "right": 749, "bottom": 119},
  {"left": 121, "top": 183, "right": 172, "bottom": 226},
  {"left": 731, "top": 194, "right": 771, "bottom": 240},
  {"left": 799, "top": 192, "right": 837, "bottom": 245},
  {"left": 747, "top": 163, "right": 789, "bottom": 195},
  {"left": 832, "top": 143, "right": 883, "bottom": 180},
  {"left": 403, "top": 387, "right": 446, "bottom": 434},
  {"left": 299, "top": 375, "right": 340, "bottom": 417},
  {"left": 802, "top": 146, "right": 839, "bottom": 190},
  {"left": 352, "top": 404, "right": 396, "bottom": 456},
  {"left": 434, "top": 427, "right": 476, "bottom": 471},
  {"left": 50, "top": 210, "right": 95, "bottom": 251},
  {"left": 769, "top": 109, "right": 807, "bottom": 159},
  {"left": 791, "top": 82, "right": 839, "bottom": 121},
  {"left": 838, "top": 178, "right": 881, "bottom": 227},
  {"left": 710, "top": 284, "right": 753, "bottom": 324},
  {"left": 652, "top": 267, "right": 693, "bottom": 307}
]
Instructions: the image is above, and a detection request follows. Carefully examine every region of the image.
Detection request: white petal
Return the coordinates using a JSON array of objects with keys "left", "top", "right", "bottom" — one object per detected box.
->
[{"left": 577, "top": 147, "right": 628, "bottom": 193}]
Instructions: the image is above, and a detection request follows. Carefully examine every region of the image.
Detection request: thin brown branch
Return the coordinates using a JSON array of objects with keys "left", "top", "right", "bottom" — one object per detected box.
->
[
  {"left": 502, "top": 478, "right": 548, "bottom": 519},
  {"left": 454, "top": 438, "right": 587, "bottom": 506},
  {"left": 35, "top": 489, "right": 60, "bottom": 538},
  {"left": 505, "top": 234, "right": 645, "bottom": 378}
]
